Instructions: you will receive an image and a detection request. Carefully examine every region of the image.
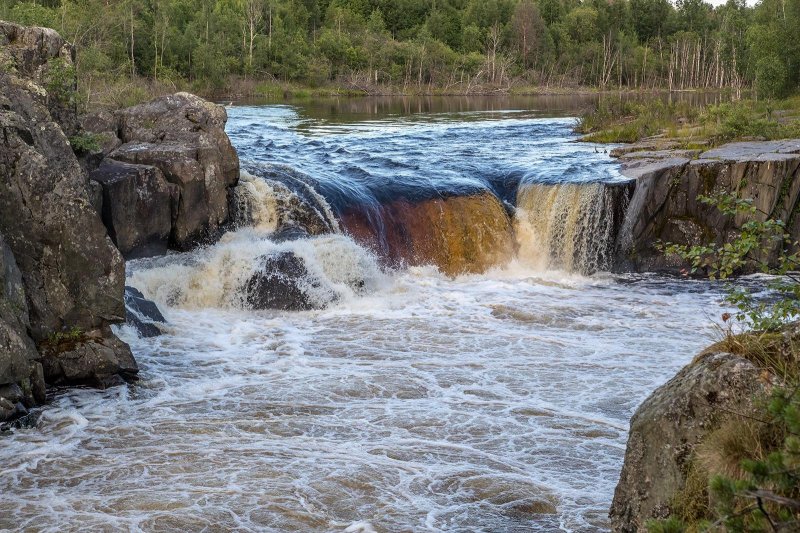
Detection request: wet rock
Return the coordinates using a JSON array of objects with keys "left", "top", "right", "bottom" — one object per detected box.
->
[
  {"left": 124, "top": 286, "right": 165, "bottom": 338},
  {"left": 232, "top": 166, "right": 337, "bottom": 237},
  {"left": 90, "top": 159, "right": 179, "bottom": 259},
  {"left": 40, "top": 327, "right": 139, "bottom": 388},
  {"left": 610, "top": 352, "right": 773, "bottom": 532},
  {"left": 105, "top": 92, "right": 240, "bottom": 249},
  {"left": 245, "top": 252, "right": 337, "bottom": 311}
]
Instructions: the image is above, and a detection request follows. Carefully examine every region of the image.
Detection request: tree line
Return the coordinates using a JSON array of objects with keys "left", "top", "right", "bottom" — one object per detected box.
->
[{"left": 0, "top": 0, "right": 797, "bottom": 98}]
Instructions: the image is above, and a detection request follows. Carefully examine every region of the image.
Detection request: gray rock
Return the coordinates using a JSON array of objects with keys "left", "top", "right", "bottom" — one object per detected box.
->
[
  {"left": 0, "top": 23, "right": 137, "bottom": 406},
  {"left": 610, "top": 352, "right": 773, "bottom": 532},
  {"left": 0, "top": 233, "right": 39, "bottom": 393},
  {"left": 41, "top": 327, "right": 138, "bottom": 388},
  {"left": 90, "top": 159, "right": 179, "bottom": 258},
  {"left": 124, "top": 286, "right": 165, "bottom": 338},
  {"left": 107, "top": 92, "right": 240, "bottom": 249},
  {"left": 614, "top": 140, "right": 800, "bottom": 273}
]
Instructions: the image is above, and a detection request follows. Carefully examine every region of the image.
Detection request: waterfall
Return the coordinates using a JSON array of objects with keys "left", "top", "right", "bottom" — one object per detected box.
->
[
  {"left": 514, "top": 181, "right": 634, "bottom": 274},
  {"left": 232, "top": 166, "right": 341, "bottom": 237}
]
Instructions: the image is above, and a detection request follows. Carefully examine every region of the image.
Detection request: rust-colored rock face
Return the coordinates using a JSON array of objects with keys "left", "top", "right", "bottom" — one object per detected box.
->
[{"left": 340, "top": 192, "right": 514, "bottom": 276}]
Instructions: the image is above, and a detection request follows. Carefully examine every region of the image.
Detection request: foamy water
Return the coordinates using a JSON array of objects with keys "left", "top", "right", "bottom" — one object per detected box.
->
[{"left": 0, "top": 100, "right": 730, "bottom": 532}]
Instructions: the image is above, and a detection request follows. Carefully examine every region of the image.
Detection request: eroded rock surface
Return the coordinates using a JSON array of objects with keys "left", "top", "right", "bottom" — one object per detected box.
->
[
  {"left": 613, "top": 139, "right": 800, "bottom": 272},
  {"left": 0, "top": 22, "right": 137, "bottom": 419}
]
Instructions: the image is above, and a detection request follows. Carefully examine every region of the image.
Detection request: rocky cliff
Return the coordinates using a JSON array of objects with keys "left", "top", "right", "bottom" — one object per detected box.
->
[
  {"left": 612, "top": 140, "right": 800, "bottom": 273},
  {"left": 0, "top": 22, "right": 239, "bottom": 422}
]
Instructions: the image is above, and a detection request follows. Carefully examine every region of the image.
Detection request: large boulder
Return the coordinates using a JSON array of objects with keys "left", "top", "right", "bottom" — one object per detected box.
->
[
  {"left": 0, "top": 23, "right": 137, "bottom": 411},
  {"left": 87, "top": 93, "right": 240, "bottom": 252},
  {"left": 610, "top": 351, "right": 774, "bottom": 531}
]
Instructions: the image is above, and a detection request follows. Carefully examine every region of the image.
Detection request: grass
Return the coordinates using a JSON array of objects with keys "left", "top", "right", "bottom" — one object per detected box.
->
[
  {"left": 577, "top": 96, "right": 800, "bottom": 147},
  {"left": 698, "top": 328, "right": 800, "bottom": 382}
]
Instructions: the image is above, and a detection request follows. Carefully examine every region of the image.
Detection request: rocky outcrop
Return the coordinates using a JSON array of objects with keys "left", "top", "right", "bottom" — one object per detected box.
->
[
  {"left": 84, "top": 93, "right": 240, "bottom": 256},
  {"left": 0, "top": 22, "right": 136, "bottom": 419},
  {"left": 90, "top": 160, "right": 178, "bottom": 259},
  {"left": 610, "top": 351, "right": 775, "bottom": 531},
  {"left": 613, "top": 140, "right": 800, "bottom": 272}
]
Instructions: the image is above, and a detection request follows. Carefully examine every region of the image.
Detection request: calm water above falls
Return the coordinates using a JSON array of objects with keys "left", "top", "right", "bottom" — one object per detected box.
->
[{"left": 1, "top": 98, "right": 729, "bottom": 532}]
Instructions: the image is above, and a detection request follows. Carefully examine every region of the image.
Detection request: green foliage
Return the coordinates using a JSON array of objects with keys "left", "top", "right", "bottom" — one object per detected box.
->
[
  {"left": 44, "top": 58, "right": 80, "bottom": 108},
  {"left": 707, "top": 386, "right": 800, "bottom": 531},
  {"left": 662, "top": 193, "right": 800, "bottom": 331},
  {"left": 68, "top": 132, "right": 103, "bottom": 154},
  {"left": 1, "top": 0, "right": 799, "bottom": 100}
]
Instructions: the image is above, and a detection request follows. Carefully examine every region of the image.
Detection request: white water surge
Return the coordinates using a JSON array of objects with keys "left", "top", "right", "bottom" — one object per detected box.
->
[{"left": 0, "top": 102, "right": 731, "bottom": 532}]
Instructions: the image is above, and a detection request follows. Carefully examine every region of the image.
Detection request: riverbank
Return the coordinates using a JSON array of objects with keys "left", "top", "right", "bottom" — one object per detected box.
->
[{"left": 82, "top": 73, "right": 729, "bottom": 111}]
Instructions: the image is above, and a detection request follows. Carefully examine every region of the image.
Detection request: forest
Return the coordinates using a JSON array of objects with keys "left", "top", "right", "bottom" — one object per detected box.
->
[{"left": 0, "top": 0, "right": 797, "bottom": 100}]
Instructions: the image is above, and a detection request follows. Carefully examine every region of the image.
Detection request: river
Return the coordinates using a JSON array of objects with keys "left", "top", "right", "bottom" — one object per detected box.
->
[{"left": 0, "top": 96, "right": 729, "bottom": 532}]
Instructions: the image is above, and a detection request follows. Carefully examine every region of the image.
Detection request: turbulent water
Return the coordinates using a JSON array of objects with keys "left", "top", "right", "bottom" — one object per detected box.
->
[{"left": 0, "top": 97, "right": 730, "bottom": 532}]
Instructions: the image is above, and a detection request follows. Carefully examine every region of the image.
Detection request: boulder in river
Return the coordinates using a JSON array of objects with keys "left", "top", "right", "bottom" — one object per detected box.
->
[
  {"left": 124, "top": 286, "right": 166, "bottom": 338},
  {"left": 244, "top": 252, "right": 338, "bottom": 311}
]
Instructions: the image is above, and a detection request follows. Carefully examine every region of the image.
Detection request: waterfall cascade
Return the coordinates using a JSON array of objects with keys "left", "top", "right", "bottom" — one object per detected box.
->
[{"left": 514, "top": 181, "right": 635, "bottom": 274}]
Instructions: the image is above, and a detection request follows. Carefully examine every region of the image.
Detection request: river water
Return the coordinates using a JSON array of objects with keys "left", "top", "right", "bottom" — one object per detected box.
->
[{"left": 0, "top": 96, "right": 729, "bottom": 532}]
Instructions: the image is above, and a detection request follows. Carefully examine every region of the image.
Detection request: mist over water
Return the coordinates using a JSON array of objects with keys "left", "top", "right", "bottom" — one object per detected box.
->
[{"left": 1, "top": 97, "right": 730, "bottom": 532}]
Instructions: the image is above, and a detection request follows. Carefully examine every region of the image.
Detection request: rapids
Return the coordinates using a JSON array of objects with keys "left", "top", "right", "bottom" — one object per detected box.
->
[{"left": 0, "top": 97, "right": 730, "bottom": 532}]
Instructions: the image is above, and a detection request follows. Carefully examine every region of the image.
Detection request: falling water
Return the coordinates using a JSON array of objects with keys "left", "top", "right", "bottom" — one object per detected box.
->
[{"left": 515, "top": 182, "right": 634, "bottom": 274}]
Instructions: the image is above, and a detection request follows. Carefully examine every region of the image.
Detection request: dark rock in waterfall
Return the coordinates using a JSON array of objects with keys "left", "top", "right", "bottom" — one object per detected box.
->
[
  {"left": 124, "top": 286, "right": 166, "bottom": 338},
  {"left": 271, "top": 226, "right": 311, "bottom": 242},
  {"left": 90, "top": 159, "right": 179, "bottom": 259},
  {"left": 244, "top": 252, "right": 337, "bottom": 311}
]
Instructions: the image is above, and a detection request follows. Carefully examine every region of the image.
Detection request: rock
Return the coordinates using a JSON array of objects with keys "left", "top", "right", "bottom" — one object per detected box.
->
[
  {"left": 244, "top": 252, "right": 337, "bottom": 311},
  {"left": 104, "top": 92, "right": 240, "bottom": 249},
  {"left": 0, "top": 233, "right": 42, "bottom": 414},
  {"left": 613, "top": 139, "right": 800, "bottom": 273},
  {"left": 40, "top": 327, "right": 138, "bottom": 388},
  {"left": 0, "top": 21, "right": 78, "bottom": 129},
  {"left": 610, "top": 352, "right": 773, "bottom": 532},
  {"left": 124, "top": 286, "right": 165, "bottom": 338},
  {"left": 0, "top": 23, "right": 137, "bottom": 406},
  {"left": 90, "top": 159, "right": 179, "bottom": 258}
]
